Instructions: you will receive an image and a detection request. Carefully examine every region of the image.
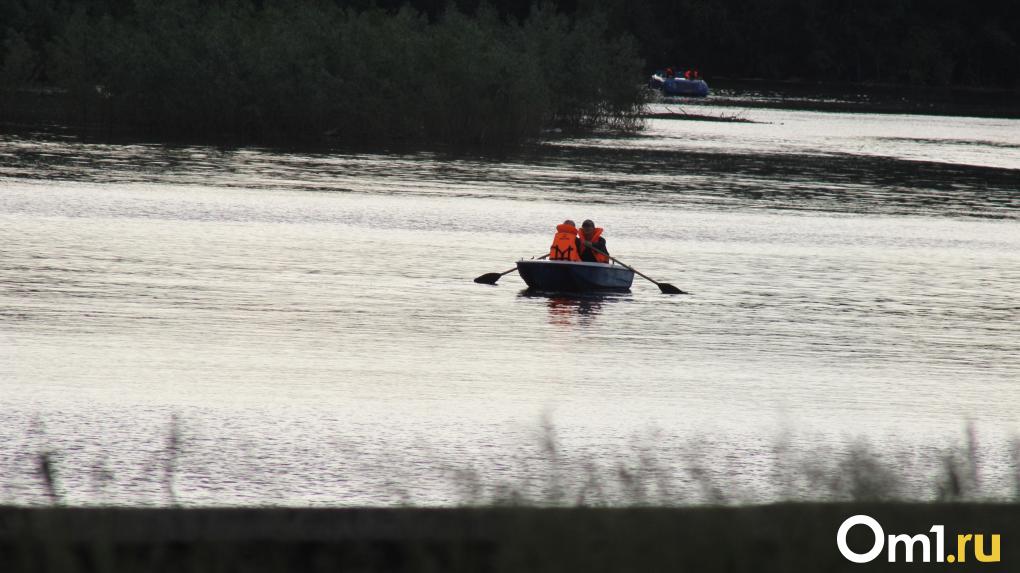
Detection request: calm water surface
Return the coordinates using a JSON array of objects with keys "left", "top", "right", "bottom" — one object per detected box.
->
[{"left": 2, "top": 104, "right": 1019, "bottom": 505}]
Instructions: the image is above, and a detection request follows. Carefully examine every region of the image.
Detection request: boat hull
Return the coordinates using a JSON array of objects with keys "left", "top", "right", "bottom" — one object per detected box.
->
[
  {"left": 516, "top": 260, "right": 634, "bottom": 292},
  {"left": 661, "top": 78, "right": 709, "bottom": 97}
]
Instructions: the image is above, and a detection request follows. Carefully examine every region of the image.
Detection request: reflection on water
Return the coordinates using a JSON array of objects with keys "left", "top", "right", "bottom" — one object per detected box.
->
[
  {"left": 517, "top": 291, "right": 630, "bottom": 328},
  {"left": 1, "top": 103, "right": 1018, "bottom": 221},
  {"left": 545, "top": 295, "right": 603, "bottom": 326}
]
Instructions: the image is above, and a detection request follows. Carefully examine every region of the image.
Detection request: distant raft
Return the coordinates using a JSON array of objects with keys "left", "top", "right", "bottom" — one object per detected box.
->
[
  {"left": 649, "top": 73, "right": 710, "bottom": 97},
  {"left": 516, "top": 260, "right": 634, "bottom": 292}
]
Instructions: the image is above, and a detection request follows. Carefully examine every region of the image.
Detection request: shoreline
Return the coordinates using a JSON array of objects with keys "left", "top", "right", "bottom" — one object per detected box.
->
[
  {"left": 3, "top": 79, "right": 1020, "bottom": 153},
  {"left": 663, "top": 78, "right": 1020, "bottom": 120}
]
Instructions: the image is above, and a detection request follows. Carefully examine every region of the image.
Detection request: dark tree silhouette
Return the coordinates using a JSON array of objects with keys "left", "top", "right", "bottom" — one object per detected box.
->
[{"left": 1, "top": 0, "right": 1017, "bottom": 144}]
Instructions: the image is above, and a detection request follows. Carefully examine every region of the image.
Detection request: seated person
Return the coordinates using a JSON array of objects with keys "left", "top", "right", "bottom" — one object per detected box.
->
[
  {"left": 578, "top": 219, "right": 609, "bottom": 263},
  {"left": 549, "top": 219, "right": 581, "bottom": 261}
]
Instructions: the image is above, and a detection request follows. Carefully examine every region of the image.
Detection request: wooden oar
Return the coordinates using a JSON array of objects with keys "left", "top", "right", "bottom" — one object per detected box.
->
[
  {"left": 588, "top": 246, "right": 688, "bottom": 294},
  {"left": 474, "top": 254, "right": 548, "bottom": 284}
]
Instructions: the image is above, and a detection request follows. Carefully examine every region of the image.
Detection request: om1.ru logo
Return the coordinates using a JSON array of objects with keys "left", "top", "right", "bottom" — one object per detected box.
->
[{"left": 837, "top": 514, "right": 1001, "bottom": 564}]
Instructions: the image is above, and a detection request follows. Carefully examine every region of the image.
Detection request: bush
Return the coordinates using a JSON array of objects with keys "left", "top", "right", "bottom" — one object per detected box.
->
[{"left": 41, "top": 0, "right": 646, "bottom": 146}]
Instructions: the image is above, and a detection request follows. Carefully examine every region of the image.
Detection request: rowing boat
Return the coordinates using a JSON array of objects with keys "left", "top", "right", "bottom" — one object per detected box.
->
[
  {"left": 516, "top": 260, "right": 634, "bottom": 292},
  {"left": 649, "top": 72, "right": 710, "bottom": 97}
]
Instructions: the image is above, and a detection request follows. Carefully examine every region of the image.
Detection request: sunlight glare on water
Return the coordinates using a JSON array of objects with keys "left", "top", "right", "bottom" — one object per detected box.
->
[{"left": 1, "top": 105, "right": 1019, "bottom": 505}]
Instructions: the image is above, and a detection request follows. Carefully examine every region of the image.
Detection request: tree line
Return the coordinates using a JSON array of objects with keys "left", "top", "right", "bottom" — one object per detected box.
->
[
  {"left": 607, "top": 0, "right": 1020, "bottom": 88},
  {"left": 0, "top": 0, "right": 644, "bottom": 144},
  {"left": 1, "top": 0, "right": 1017, "bottom": 144},
  {"left": 458, "top": 0, "right": 1020, "bottom": 88}
]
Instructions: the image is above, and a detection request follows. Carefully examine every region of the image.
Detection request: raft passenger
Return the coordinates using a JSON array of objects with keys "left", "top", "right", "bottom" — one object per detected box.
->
[
  {"left": 578, "top": 219, "right": 609, "bottom": 263},
  {"left": 549, "top": 220, "right": 581, "bottom": 261}
]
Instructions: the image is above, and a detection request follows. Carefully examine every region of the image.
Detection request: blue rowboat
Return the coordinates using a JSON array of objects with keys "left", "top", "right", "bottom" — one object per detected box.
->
[
  {"left": 661, "top": 77, "right": 709, "bottom": 97},
  {"left": 516, "top": 260, "right": 634, "bottom": 292},
  {"left": 650, "top": 73, "right": 710, "bottom": 96}
]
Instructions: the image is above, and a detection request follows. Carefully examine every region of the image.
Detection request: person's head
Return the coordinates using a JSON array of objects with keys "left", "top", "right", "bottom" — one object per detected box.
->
[
  {"left": 563, "top": 219, "right": 576, "bottom": 228},
  {"left": 581, "top": 219, "right": 595, "bottom": 238}
]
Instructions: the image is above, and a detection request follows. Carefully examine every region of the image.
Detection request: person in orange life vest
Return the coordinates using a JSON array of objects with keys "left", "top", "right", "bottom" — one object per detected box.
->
[
  {"left": 549, "top": 220, "right": 581, "bottom": 261},
  {"left": 578, "top": 219, "right": 609, "bottom": 263}
]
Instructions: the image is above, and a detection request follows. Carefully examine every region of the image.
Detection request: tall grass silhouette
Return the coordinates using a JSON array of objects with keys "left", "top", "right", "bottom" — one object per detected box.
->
[{"left": 3, "top": 417, "right": 1018, "bottom": 573}]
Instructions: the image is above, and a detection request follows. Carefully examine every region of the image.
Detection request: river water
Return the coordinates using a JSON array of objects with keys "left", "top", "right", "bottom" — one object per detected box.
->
[{"left": 2, "top": 100, "right": 1019, "bottom": 505}]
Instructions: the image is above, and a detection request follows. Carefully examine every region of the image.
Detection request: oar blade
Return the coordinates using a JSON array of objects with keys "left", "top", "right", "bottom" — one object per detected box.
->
[
  {"left": 474, "top": 273, "right": 503, "bottom": 285},
  {"left": 657, "top": 282, "right": 688, "bottom": 295}
]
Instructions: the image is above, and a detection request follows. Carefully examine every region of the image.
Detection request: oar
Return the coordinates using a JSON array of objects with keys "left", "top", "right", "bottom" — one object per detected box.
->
[
  {"left": 588, "top": 246, "right": 688, "bottom": 294},
  {"left": 474, "top": 254, "right": 548, "bottom": 284}
]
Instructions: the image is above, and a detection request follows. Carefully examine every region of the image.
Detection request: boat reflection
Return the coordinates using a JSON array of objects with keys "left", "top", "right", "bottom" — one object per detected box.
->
[{"left": 517, "top": 291, "right": 630, "bottom": 328}]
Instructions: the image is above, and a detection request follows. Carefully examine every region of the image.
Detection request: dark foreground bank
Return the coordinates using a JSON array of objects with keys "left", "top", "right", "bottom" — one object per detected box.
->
[{"left": 1, "top": 503, "right": 1015, "bottom": 572}]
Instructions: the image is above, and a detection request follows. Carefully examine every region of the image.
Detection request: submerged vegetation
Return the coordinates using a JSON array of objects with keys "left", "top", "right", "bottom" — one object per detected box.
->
[
  {"left": 0, "top": 0, "right": 645, "bottom": 145},
  {"left": 5, "top": 418, "right": 1019, "bottom": 507},
  {"left": 446, "top": 423, "right": 1020, "bottom": 506},
  {"left": 641, "top": 106, "right": 754, "bottom": 123}
]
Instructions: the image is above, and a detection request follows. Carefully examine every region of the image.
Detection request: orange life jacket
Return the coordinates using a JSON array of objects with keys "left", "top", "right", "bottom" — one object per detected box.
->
[
  {"left": 579, "top": 228, "right": 609, "bottom": 263},
  {"left": 549, "top": 223, "right": 580, "bottom": 261}
]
